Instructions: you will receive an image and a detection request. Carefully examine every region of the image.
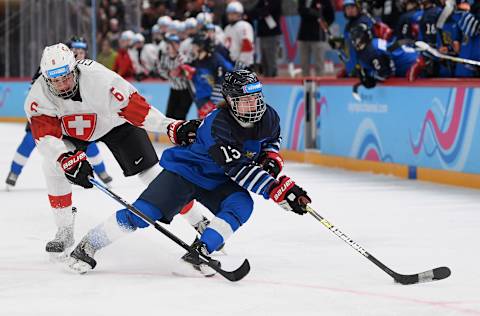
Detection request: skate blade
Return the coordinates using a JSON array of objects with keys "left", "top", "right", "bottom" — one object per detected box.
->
[
  {"left": 172, "top": 260, "right": 216, "bottom": 278},
  {"left": 64, "top": 257, "right": 93, "bottom": 274}
]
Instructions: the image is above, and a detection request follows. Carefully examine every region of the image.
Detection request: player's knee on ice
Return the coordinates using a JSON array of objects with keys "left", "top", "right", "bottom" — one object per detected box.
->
[
  {"left": 116, "top": 199, "right": 164, "bottom": 229},
  {"left": 201, "top": 191, "right": 253, "bottom": 253}
]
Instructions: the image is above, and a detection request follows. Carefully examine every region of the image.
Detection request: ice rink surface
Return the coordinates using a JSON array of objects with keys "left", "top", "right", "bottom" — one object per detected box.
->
[{"left": 0, "top": 122, "right": 479, "bottom": 316}]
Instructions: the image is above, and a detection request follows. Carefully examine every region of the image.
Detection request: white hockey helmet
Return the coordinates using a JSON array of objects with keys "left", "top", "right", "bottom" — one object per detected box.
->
[
  {"left": 196, "top": 12, "right": 213, "bottom": 25},
  {"left": 132, "top": 33, "right": 145, "bottom": 45},
  {"left": 120, "top": 30, "right": 135, "bottom": 42},
  {"left": 152, "top": 24, "right": 161, "bottom": 34},
  {"left": 157, "top": 15, "right": 172, "bottom": 27},
  {"left": 40, "top": 43, "right": 79, "bottom": 99},
  {"left": 168, "top": 20, "right": 182, "bottom": 34},
  {"left": 226, "top": 1, "right": 244, "bottom": 14},
  {"left": 185, "top": 17, "right": 198, "bottom": 30}
]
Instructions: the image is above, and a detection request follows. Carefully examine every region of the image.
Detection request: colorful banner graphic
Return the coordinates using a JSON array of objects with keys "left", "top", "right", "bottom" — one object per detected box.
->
[{"left": 317, "top": 85, "right": 480, "bottom": 173}]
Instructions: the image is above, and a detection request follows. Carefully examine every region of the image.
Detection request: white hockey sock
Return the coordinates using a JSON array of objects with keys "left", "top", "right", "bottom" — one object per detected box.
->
[
  {"left": 182, "top": 206, "right": 206, "bottom": 227},
  {"left": 86, "top": 213, "right": 133, "bottom": 250},
  {"left": 52, "top": 207, "right": 75, "bottom": 228}
]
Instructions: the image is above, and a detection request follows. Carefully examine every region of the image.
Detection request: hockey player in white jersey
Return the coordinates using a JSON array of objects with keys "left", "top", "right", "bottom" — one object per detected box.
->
[
  {"left": 223, "top": 1, "right": 255, "bottom": 69},
  {"left": 26, "top": 43, "right": 202, "bottom": 259}
]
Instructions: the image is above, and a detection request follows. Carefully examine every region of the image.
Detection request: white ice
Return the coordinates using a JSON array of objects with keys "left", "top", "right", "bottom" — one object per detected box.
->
[{"left": 0, "top": 122, "right": 479, "bottom": 316}]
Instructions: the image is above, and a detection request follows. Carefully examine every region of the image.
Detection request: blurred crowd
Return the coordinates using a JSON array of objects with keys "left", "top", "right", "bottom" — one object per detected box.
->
[
  {"left": 92, "top": 0, "right": 480, "bottom": 86},
  {"left": 333, "top": 0, "right": 480, "bottom": 88}
]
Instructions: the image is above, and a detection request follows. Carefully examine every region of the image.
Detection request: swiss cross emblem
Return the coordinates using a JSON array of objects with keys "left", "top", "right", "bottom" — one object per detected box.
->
[{"left": 61, "top": 114, "right": 97, "bottom": 141}]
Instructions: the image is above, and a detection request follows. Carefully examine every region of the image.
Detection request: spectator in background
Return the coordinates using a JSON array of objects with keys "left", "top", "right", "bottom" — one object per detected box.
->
[
  {"left": 184, "top": 0, "right": 203, "bottom": 19},
  {"left": 247, "top": 0, "right": 282, "bottom": 77},
  {"left": 129, "top": 33, "right": 151, "bottom": 81},
  {"left": 297, "top": 0, "right": 335, "bottom": 77},
  {"left": 142, "top": 0, "right": 171, "bottom": 39},
  {"left": 113, "top": 30, "right": 135, "bottom": 78},
  {"left": 97, "top": 38, "right": 118, "bottom": 70},
  {"left": 224, "top": 1, "right": 255, "bottom": 69},
  {"left": 106, "top": 18, "right": 122, "bottom": 49}
]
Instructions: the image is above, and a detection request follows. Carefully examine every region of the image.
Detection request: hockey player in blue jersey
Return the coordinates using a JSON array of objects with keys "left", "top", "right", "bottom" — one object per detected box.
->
[
  {"left": 66, "top": 69, "right": 312, "bottom": 276},
  {"left": 349, "top": 24, "right": 422, "bottom": 87},
  {"left": 5, "top": 36, "right": 113, "bottom": 190},
  {"left": 452, "top": 4, "right": 480, "bottom": 77},
  {"left": 180, "top": 33, "right": 234, "bottom": 118},
  {"left": 395, "top": 0, "right": 423, "bottom": 40}
]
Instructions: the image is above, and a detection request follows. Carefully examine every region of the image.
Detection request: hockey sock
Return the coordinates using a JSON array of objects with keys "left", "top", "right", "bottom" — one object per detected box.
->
[
  {"left": 10, "top": 131, "right": 36, "bottom": 175},
  {"left": 200, "top": 217, "right": 235, "bottom": 253},
  {"left": 86, "top": 213, "right": 133, "bottom": 251},
  {"left": 86, "top": 143, "right": 107, "bottom": 174},
  {"left": 180, "top": 201, "right": 207, "bottom": 227}
]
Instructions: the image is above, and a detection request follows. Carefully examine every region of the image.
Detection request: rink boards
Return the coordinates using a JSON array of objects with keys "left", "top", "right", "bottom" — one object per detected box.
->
[{"left": 1, "top": 78, "right": 480, "bottom": 188}]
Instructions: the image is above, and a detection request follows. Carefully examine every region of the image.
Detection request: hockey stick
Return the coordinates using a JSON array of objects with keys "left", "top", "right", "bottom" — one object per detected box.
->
[
  {"left": 415, "top": 41, "right": 480, "bottom": 67},
  {"left": 304, "top": 205, "right": 451, "bottom": 285},
  {"left": 89, "top": 177, "right": 250, "bottom": 282}
]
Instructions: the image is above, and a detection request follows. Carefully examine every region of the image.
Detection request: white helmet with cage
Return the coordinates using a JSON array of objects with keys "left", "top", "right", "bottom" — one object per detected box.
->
[{"left": 40, "top": 43, "right": 79, "bottom": 99}]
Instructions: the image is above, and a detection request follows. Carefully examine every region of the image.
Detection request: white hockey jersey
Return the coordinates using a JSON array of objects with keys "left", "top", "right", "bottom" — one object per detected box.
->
[
  {"left": 224, "top": 20, "right": 254, "bottom": 66},
  {"left": 179, "top": 37, "right": 194, "bottom": 64},
  {"left": 25, "top": 60, "right": 173, "bottom": 162},
  {"left": 142, "top": 43, "right": 161, "bottom": 74}
]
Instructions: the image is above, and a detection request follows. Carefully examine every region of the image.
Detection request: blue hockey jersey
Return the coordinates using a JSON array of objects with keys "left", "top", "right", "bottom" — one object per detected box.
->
[
  {"left": 160, "top": 105, "right": 281, "bottom": 198},
  {"left": 357, "top": 39, "right": 418, "bottom": 79}
]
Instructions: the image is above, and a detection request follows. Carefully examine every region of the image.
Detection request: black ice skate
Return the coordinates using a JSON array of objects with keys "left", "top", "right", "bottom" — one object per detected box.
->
[
  {"left": 46, "top": 207, "right": 76, "bottom": 261},
  {"left": 96, "top": 171, "right": 113, "bottom": 187},
  {"left": 175, "top": 240, "right": 220, "bottom": 278},
  {"left": 5, "top": 171, "right": 18, "bottom": 190},
  {"left": 67, "top": 237, "right": 97, "bottom": 274}
]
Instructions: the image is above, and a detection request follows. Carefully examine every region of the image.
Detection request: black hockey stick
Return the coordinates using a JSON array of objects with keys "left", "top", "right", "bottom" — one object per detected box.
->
[
  {"left": 89, "top": 177, "right": 250, "bottom": 282},
  {"left": 304, "top": 205, "right": 451, "bottom": 285}
]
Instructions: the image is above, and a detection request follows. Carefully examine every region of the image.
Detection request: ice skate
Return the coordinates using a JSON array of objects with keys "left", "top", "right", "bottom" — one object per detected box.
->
[
  {"left": 5, "top": 171, "right": 18, "bottom": 191},
  {"left": 194, "top": 216, "right": 225, "bottom": 253},
  {"left": 46, "top": 207, "right": 76, "bottom": 262},
  {"left": 96, "top": 171, "right": 113, "bottom": 187},
  {"left": 66, "top": 237, "right": 97, "bottom": 274},
  {"left": 173, "top": 240, "right": 220, "bottom": 278}
]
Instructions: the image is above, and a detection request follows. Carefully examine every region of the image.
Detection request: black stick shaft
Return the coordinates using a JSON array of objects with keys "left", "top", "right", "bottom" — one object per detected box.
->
[{"left": 306, "top": 205, "right": 400, "bottom": 280}]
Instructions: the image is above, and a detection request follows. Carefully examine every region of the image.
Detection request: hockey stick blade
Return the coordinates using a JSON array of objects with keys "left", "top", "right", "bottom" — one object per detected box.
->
[
  {"left": 394, "top": 266, "right": 451, "bottom": 285},
  {"left": 89, "top": 177, "right": 251, "bottom": 282},
  {"left": 305, "top": 205, "right": 451, "bottom": 285},
  {"left": 199, "top": 257, "right": 250, "bottom": 282}
]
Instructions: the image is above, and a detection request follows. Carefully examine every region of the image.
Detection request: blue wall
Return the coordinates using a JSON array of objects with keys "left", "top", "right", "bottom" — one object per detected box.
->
[{"left": 3, "top": 79, "right": 480, "bottom": 174}]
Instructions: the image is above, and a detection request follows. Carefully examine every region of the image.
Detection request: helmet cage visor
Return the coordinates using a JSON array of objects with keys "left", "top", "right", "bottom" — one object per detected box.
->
[
  {"left": 229, "top": 92, "right": 266, "bottom": 124},
  {"left": 44, "top": 67, "right": 79, "bottom": 99}
]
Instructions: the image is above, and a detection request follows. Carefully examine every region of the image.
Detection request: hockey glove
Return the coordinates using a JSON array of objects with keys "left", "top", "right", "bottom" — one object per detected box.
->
[
  {"left": 269, "top": 176, "right": 311, "bottom": 215},
  {"left": 167, "top": 119, "right": 202, "bottom": 146},
  {"left": 198, "top": 101, "right": 217, "bottom": 119},
  {"left": 179, "top": 64, "right": 196, "bottom": 80},
  {"left": 58, "top": 150, "right": 93, "bottom": 188},
  {"left": 258, "top": 151, "right": 284, "bottom": 178}
]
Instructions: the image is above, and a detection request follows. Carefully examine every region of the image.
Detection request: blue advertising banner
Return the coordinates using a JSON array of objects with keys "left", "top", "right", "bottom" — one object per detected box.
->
[
  {"left": 0, "top": 81, "right": 302, "bottom": 150},
  {"left": 0, "top": 82, "right": 31, "bottom": 117},
  {"left": 317, "top": 85, "right": 480, "bottom": 174}
]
